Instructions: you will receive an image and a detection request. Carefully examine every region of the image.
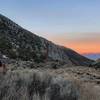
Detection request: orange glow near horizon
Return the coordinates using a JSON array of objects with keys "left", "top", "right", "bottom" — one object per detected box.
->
[
  {"left": 47, "top": 33, "right": 100, "bottom": 54},
  {"left": 65, "top": 42, "right": 100, "bottom": 54}
]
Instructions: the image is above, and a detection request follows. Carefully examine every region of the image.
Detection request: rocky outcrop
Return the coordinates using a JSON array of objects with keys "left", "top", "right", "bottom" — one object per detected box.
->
[{"left": 0, "top": 14, "right": 93, "bottom": 66}]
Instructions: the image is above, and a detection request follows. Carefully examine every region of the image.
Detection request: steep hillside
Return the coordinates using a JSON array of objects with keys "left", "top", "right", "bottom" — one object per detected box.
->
[{"left": 0, "top": 14, "right": 93, "bottom": 66}]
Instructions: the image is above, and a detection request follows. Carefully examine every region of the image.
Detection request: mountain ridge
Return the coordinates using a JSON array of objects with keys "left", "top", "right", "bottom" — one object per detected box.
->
[{"left": 0, "top": 14, "right": 93, "bottom": 66}]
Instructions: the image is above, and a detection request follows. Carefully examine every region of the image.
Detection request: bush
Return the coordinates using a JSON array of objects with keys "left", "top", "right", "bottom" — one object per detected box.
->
[{"left": 0, "top": 69, "right": 79, "bottom": 100}]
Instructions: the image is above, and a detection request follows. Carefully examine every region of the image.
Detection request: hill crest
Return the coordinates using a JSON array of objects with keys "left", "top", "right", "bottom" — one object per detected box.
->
[{"left": 0, "top": 14, "right": 93, "bottom": 66}]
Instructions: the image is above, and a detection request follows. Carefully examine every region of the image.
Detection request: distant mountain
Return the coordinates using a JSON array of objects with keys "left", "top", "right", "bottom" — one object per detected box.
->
[
  {"left": 84, "top": 53, "right": 100, "bottom": 60},
  {"left": 0, "top": 14, "right": 93, "bottom": 66}
]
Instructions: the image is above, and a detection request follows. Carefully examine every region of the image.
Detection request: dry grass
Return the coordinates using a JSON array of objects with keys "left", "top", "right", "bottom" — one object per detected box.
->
[
  {"left": 0, "top": 69, "right": 79, "bottom": 100},
  {"left": 0, "top": 63, "right": 100, "bottom": 100},
  {"left": 38, "top": 66, "right": 100, "bottom": 100}
]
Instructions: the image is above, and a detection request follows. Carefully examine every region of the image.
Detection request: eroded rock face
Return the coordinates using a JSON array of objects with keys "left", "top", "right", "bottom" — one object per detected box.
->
[{"left": 0, "top": 14, "right": 92, "bottom": 66}]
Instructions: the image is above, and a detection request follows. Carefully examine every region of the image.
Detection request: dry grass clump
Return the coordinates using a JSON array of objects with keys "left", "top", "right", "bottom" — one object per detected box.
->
[
  {"left": 0, "top": 69, "right": 79, "bottom": 100},
  {"left": 69, "top": 79, "right": 100, "bottom": 100},
  {"left": 45, "top": 66, "right": 100, "bottom": 100},
  {"left": 78, "top": 83, "right": 100, "bottom": 100}
]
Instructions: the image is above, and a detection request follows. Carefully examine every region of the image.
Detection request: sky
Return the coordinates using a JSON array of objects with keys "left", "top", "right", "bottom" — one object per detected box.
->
[{"left": 0, "top": 0, "right": 100, "bottom": 55}]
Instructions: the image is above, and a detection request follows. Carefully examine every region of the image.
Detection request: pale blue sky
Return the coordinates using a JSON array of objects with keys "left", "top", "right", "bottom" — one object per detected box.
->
[
  {"left": 0, "top": 0, "right": 100, "bottom": 54},
  {"left": 0, "top": 0, "right": 100, "bottom": 34}
]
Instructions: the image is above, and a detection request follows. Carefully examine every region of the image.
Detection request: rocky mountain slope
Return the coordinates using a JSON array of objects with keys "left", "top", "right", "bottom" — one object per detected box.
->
[{"left": 0, "top": 14, "right": 93, "bottom": 66}]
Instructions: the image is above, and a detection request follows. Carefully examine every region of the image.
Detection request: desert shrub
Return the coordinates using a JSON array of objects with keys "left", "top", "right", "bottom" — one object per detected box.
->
[{"left": 0, "top": 69, "right": 79, "bottom": 100}]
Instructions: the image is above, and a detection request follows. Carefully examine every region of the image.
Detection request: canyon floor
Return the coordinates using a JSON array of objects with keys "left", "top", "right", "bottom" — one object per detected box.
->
[{"left": 5, "top": 60, "right": 100, "bottom": 100}]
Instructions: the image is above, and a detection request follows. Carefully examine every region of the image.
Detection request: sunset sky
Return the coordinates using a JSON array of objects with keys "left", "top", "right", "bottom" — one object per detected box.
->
[{"left": 0, "top": 0, "right": 100, "bottom": 55}]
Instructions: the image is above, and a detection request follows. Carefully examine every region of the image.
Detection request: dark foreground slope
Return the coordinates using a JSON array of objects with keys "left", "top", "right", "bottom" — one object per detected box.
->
[{"left": 0, "top": 14, "right": 93, "bottom": 66}]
